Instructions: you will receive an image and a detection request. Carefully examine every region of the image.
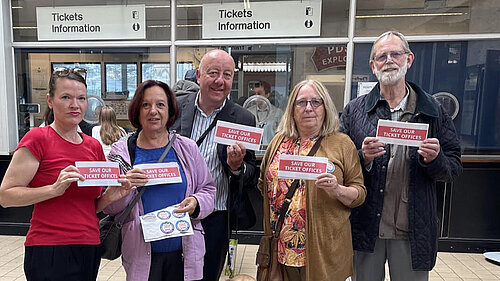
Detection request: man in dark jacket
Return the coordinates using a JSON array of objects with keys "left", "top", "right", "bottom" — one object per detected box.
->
[
  {"left": 340, "top": 31, "right": 462, "bottom": 281},
  {"left": 171, "top": 49, "right": 257, "bottom": 281}
]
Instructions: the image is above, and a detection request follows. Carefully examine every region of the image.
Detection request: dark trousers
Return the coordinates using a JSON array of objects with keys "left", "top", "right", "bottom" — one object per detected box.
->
[
  {"left": 24, "top": 244, "right": 101, "bottom": 281},
  {"left": 201, "top": 211, "right": 229, "bottom": 281},
  {"left": 148, "top": 250, "right": 184, "bottom": 281}
]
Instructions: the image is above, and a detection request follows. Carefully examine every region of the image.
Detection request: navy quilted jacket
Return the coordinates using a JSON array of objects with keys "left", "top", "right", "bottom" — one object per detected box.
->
[{"left": 340, "top": 82, "right": 462, "bottom": 271}]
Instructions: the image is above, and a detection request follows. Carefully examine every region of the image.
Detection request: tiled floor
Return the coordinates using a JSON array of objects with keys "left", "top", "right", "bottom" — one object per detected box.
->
[{"left": 0, "top": 235, "right": 499, "bottom": 281}]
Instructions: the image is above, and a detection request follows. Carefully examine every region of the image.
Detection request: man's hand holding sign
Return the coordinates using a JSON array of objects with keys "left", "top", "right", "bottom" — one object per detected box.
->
[
  {"left": 368, "top": 119, "right": 440, "bottom": 164},
  {"left": 213, "top": 120, "right": 264, "bottom": 172}
]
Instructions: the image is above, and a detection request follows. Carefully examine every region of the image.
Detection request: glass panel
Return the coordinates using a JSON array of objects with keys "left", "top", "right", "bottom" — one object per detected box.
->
[
  {"left": 14, "top": 48, "right": 170, "bottom": 139},
  {"left": 105, "top": 63, "right": 138, "bottom": 99},
  {"left": 11, "top": 0, "right": 171, "bottom": 42},
  {"left": 356, "top": 0, "right": 500, "bottom": 36},
  {"left": 351, "top": 40, "right": 500, "bottom": 155},
  {"left": 142, "top": 63, "right": 170, "bottom": 84},
  {"left": 52, "top": 63, "right": 102, "bottom": 97},
  {"left": 177, "top": 62, "right": 194, "bottom": 82},
  {"left": 176, "top": 0, "right": 348, "bottom": 40},
  {"left": 177, "top": 45, "right": 347, "bottom": 154}
]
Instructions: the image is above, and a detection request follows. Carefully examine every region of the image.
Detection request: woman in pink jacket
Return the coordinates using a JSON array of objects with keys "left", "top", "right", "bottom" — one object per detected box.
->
[{"left": 104, "top": 80, "right": 216, "bottom": 281}]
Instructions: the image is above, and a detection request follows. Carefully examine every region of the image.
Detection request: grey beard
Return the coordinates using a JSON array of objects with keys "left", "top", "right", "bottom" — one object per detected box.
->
[{"left": 375, "top": 62, "right": 407, "bottom": 85}]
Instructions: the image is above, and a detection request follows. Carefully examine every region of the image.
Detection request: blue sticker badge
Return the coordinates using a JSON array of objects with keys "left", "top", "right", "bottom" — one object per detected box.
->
[
  {"left": 160, "top": 222, "right": 175, "bottom": 234},
  {"left": 327, "top": 161, "right": 335, "bottom": 173},
  {"left": 176, "top": 220, "right": 190, "bottom": 232},
  {"left": 157, "top": 210, "right": 171, "bottom": 220}
]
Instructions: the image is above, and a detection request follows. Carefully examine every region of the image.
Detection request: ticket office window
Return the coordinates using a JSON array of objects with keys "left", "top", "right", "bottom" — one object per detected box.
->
[
  {"left": 105, "top": 63, "right": 138, "bottom": 100},
  {"left": 52, "top": 63, "right": 102, "bottom": 97},
  {"left": 351, "top": 40, "right": 500, "bottom": 155},
  {"left": 142, "top": 62, "right": 194, "bottom": 84},
  {"left": 14, "top": 48, "right": 172, "bottom": 140},
  {"left": 178, "top": 45, "right": 347, "bottom": 152}
]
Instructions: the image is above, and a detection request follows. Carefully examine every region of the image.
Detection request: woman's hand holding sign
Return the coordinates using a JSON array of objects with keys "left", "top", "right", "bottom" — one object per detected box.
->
[
  {"left": 125, "top": 168, "right": 149, "bottom": 187},
  {"left": 52, "top": 165, "right": 85, "bottom": 196},
  {"left": 174, "top": 196, "right": 198, "bottom": 215},
  {"left": 316, "top": 172, "right": 359, "bottom": 207}
]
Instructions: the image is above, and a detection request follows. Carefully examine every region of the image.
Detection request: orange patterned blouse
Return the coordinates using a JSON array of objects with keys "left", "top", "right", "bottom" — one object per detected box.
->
[{"left": 265, "top": 136, "right": 319, "bottom": 267}]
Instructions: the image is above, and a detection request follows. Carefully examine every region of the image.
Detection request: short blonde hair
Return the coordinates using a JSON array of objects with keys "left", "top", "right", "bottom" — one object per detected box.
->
[{"left": 276, "top": 79, "right": 339, "bottom": 139}]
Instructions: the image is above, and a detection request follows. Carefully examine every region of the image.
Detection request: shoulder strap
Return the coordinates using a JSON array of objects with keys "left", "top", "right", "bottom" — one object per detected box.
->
[
  {"left": 274, "top": 136, "right": 324, "bottom": 236},
  {"left": 196, "top": 114, "right": 220, "bottom": 146},
  {"left": 114, "top": 134, "right": 177, "bottom": 226}
]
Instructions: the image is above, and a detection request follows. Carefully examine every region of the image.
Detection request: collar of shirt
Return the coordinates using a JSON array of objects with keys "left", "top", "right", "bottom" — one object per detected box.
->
[
  {"left": 379, "top": 86, "right": 410, "bottom": 112},
  {"left": 194, "top": 91, "right": 226, "bottom": 117}
]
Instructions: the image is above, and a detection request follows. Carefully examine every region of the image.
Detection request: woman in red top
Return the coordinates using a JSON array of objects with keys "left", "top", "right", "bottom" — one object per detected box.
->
[{"left": 0, "top": 68, "right": 137, "bottom": 281}]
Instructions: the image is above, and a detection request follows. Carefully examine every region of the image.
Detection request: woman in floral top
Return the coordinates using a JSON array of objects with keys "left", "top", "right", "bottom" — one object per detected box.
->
[{"left": 258, "top": 80, "right": 366, "bottom": 281}]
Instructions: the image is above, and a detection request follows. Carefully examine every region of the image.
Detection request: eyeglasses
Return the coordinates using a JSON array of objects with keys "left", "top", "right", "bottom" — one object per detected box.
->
[
  {"left": 373, "top": 51, "right": 409, "bottom": 62},
  {"left": 294, "top": 98, "right": 324, "bottom": 108},
  {"left": 53, "top": 67, "right": 87, "bottom": 80}
]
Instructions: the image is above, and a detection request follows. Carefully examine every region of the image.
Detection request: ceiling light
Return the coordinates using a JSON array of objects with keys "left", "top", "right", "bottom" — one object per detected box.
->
[{"left": 356, "top": 12, "right": 466, "bottom": 19}]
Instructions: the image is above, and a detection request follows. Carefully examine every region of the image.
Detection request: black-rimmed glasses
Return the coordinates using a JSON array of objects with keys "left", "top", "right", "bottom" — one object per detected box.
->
[
  {"left": 294, "top": 98, "right": 324, "bottom": 108},
  {"left": 53, "top": 67, "right": 87, "bottom": 80},
  {"left": 373, "top": 51, "right": 409, "bottom": 63}
]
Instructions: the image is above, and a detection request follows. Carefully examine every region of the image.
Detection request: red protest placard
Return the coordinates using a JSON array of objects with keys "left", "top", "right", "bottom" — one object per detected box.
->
[
  {"left": 376, "top": 120, "right": 429, "bottom": 147},
  {"left": 76, "top": 162, "right": 120, "bottom": 187},
  {"left": 213, "top": 121, "right": 263, "bottom": 151}
]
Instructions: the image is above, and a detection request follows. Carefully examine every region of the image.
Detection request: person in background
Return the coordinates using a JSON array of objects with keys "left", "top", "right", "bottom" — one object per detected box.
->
[
  {"left": 172, "top": 49, "right": 257, "bottom": 281},
  {"left": 184, "top": 69, "right": 198, "bottom": 84},
  {"left": 91, "top": 105, "right": 126, "bottom": 157},
  {"left": 246, "top": 80, "right": 284, "bottom": 145},
  {"left": 259, "top": 79, "right": 366, "bottom": 281},
  {"left": 104, "top": 80, "right": 216, "bottom": 281},
  {"left": 0, "top": 67, "right": 134, "bottom": 281},
  {"left": 172, "top": 79, "right": 200, "bottom": 98},
  {"left": 340, "top": 31, "right": 462, "bottom": 281}
]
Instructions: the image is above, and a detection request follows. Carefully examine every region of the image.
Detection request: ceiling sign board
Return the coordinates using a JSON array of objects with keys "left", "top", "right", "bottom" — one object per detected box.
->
[
  {"left": 202, "top": 0, "right": 322, "bottom": 39},
  {"left": 36, "top": 5, "right": 146, "bottom": 41}
]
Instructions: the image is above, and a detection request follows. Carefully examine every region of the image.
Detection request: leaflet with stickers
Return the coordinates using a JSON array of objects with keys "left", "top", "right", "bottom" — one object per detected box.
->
[{"left": 139, "top": 204, "right": 194, "bottom": 242}]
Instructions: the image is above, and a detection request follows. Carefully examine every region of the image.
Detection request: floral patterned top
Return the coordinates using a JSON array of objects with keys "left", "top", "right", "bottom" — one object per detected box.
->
[{"left": 266, "top": 136, "right": 319, "bottom": 266}]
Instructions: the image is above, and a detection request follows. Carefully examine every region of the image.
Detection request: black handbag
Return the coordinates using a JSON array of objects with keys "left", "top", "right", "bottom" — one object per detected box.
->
[{"left": 99, "top": 134, "right": 176, "bottom": 260}]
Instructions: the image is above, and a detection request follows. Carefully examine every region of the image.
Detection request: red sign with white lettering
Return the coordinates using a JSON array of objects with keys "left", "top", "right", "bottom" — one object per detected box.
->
[
  {"left": 78, "top": 166, "right": 119, "bottom": 180},
  {"left": 143, "top": 167, "right": 181, "bottom": 179},
  {"left": 278, "top": 159, "right": 327, "bottom": 174},
  {"left": 376, "top": 120, "right": 429, "bottom": 147},
  {"left": 215, "top": 126, "right": 261, "bottom": 145},
  {"left": 311, "top": 45, "right": 347, "bottom": 71}
]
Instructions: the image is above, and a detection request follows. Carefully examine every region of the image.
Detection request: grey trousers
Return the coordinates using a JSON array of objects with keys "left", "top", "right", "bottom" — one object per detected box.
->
[{"left": 352, "top": 238, "right": 429, "bottom": 281}]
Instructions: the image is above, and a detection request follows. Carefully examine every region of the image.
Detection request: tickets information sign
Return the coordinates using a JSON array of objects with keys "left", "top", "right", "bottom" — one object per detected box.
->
[
  {"left": 37, "top": 5, "right": 146, "bottom": 41},
  {"left": 214, "top": 121, "right": 263, "bottom": 151},
  {"left": 134, "top": 163, "right": 182, "bottom": 186},
  {"left": 376, "top": 119, "right": 429, "bottom": 147},
  {"left": 277, "top": 154, "right": 328, "bottom": 180},
  {"left": 76, "top": 161, "right": 120, "bottom": 187},
  {"left": 203, "top": 0, "right": 322, "bottom": 39}
]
